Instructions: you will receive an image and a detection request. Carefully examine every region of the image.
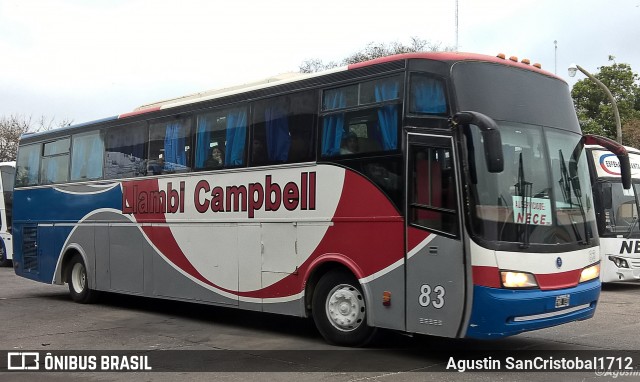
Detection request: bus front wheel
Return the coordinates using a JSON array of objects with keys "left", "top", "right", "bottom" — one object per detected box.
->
[
  {"left": 67, "top": 254, "right": 98, "bottom": 304},
  {"left": 312, "top": 270, "right": 376, "bottom": 347}
]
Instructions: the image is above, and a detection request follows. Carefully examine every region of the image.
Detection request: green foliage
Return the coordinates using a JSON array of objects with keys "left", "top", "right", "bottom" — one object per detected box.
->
[
  {"left": 299, "top": 37, "right": 454, "bottom": 73},
  {"left": 571, "top": 61, "right": 640, "bottom": 142}
]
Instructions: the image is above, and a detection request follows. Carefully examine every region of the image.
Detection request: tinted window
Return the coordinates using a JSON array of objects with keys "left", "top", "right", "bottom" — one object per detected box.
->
[
  {"left": 104, "top": 123, "right": 148, "bottom": 179},
  {"left": 71, "top": 132, "right": 104, "bottom": 181},
  {"left": 409, "top": 145, "right": 458, "bottom": 236},
  {"left": 148, "top": 118, "right": 192, "bottom": 175},
  {"left": 409, "top": 74, "right": 447, "bottom": 115},
  {"left": 195, "top": 106, "right": 248, "bottom": 169},
  {"left": 321, "top": 76, "right": 401, "bottom": 158},
  {"left": 40, "top": 138, "right": 70, "bottom": 185},
  {"left": 251, "top": 92, "right": 316, "bottom": 165},
  {"left": 16, "top": 144, "right": 41, "bottom": 187}
]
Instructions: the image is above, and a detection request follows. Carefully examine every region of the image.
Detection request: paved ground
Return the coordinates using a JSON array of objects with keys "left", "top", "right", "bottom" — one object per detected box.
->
[{"left": 1, "top": 266, "right": 640, "bottom": 381}]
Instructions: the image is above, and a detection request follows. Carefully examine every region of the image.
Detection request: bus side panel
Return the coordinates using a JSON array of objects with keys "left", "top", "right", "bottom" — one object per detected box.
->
[{"left": 359, "top": 261, "right": 405, "bottom": 331}]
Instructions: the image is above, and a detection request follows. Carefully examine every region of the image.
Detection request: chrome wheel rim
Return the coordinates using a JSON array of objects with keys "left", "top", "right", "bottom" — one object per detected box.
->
[
  {"left": 71, "top": 262, "right": 86, "bottom": 294},
  {"left": 325, "top": 284, "right": 365, "bottom": 332}
]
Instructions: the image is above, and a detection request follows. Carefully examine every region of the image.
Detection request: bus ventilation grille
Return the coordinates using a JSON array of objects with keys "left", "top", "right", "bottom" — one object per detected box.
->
[{"left": 22, "top": 226, "right": 38, "bottom": 272}]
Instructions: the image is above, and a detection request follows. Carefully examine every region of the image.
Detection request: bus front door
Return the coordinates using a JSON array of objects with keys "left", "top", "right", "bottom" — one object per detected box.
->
[{"left": 405, "top": 133, "right": 468, "bottom": 337}]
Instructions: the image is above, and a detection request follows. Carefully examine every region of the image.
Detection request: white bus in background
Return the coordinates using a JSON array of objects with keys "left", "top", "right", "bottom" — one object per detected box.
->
[
  {"left": 0, "top": 162, "right": 15, "bottom": 267},
  {"left": 588, "top": 146, "right": 640, "bottom": 282}
]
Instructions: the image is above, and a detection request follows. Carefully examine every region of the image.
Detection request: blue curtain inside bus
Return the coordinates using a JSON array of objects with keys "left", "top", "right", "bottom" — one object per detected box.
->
[
  {"left": 265, "top": 105, "right": 290, "bottom": 162},
  {"left": 374, "top": 78, "right": 400, "bottom": 150},
  {"left": 321, "top": 89, "right": 346, "bottom": 157},
  {"left": 410, "top": 76, "right": 446, "bottom": 114},
  {"left": 195, "top": 116, "right": 213, "bottom": 168},
  {"left": 225, "top": 109, "right": 247, "bottom": 166},
  {"left": 163, "top": 121, "right": 187, "bottom": 171}
]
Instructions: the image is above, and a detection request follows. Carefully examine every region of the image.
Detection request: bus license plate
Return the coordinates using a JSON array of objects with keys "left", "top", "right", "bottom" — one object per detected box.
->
[{"left": 555, "top": 294, "right": 570, "bottom": 308}]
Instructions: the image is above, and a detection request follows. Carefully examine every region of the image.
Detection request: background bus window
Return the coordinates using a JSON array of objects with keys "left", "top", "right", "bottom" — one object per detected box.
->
[
  {"left": 104, "top": 123, "right": 148, "bottom": 179},
  {"left": 409, "top": 74, "right": 447, "bottom": 115},
  {"left": 409, "top": 145, "right": 458, "bottom": 236},
  {"left": 16, "top": 144, "right": 41, "bottom": 186},
  {"left": 71, "top": 131, "right": 104, "bottom": 181},
  {"left": 321, "top": 76, "right": 401, "bottom": 158},
  {"left": 195, "top": 107, "right": 249, "bottom": 169},
  {"left": 148, "top": 117, "right": 192, "bottom": 175},
  {"left": 251, "top": 92, "right": 315, "bottom": 166},
  {"left": 40, "top": 138, "right": 70, "bottom": 185}
]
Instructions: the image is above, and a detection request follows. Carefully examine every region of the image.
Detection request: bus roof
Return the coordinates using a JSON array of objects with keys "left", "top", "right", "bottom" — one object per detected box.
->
[
  {"left": 586, "top": 144, "right": 640, "bottom": 154},
  {"left": 121, "top": 52, "right": 557, "bottom": 118},
  {"left": 22, "top": 52, "right": 558, "bottom": 140}
]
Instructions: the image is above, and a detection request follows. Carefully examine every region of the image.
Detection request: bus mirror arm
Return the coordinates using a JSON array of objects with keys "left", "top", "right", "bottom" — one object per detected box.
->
[
  {"left": 452, "top": 111, "right": 504, "bottom": 173},
  {"left": 584, "top": 134, "right": 632, "bottom": 189}
]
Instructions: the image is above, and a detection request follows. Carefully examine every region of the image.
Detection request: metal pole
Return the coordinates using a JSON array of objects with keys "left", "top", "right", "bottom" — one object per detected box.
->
[
  {"left": 554, "top": 40, "right": 557, "bottom": 75},
  {"left": 455, "top": 0, "right": 459, "bottom": 51},
  {"left": 577, "top": 64, "right": 622, "bottom": 144}
]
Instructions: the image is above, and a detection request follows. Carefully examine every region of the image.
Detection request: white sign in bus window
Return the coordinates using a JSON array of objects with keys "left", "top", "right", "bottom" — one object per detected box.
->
[{"left": 512, "top": 196, "right": 553, "bottom": 226}]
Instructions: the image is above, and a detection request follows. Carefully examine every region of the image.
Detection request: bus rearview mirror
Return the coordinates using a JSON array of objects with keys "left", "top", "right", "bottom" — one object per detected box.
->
[{"left": 453, "top": 111, "right": 504, "bottom": 173}]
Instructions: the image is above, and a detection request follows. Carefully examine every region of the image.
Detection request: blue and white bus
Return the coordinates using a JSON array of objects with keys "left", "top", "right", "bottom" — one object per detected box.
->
[
  {"left": 12, "top": 52, "right": 631, "bottom": 346},
  {"left": 588, "top": 145, "right": 640, "bottom": 282}
]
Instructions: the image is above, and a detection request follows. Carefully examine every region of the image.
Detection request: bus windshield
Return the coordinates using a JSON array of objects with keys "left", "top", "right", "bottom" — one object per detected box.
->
[
  {"left": 466, "top": 122, "right": 596, "bottom": 247},
  {"left": 594, "top": 181, "right": 640, "bottom": 236}
]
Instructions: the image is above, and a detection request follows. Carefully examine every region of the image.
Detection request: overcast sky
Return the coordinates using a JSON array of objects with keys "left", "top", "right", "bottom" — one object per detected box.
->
[{"left": 1, "top": 0, "right": 639, "bottom": 125}]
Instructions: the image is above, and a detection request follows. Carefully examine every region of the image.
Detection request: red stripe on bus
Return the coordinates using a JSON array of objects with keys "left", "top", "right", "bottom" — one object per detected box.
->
[
  {"left": 122, "top": 169, "right": 404, "bottom": 299},
  {"left": 407, "top": 226, "right": 430, "bottom": 253},
  {"left": 236, "top": 169, "right": 405, "bottom": 298},
  {"left": 119, "top": 106, "right": 162, "bottom": 119},
  {"left": 347, "top": 52, "right": 559, "bottom": 80},
  {"left": 535, "top": 269, "right": 582, "bottom": 290},
  {"left": 472, "top": 266, "right": 502, "bottom": 288},
  {"left": 472, "top": 265, "right": 583, "bottom": 290}
]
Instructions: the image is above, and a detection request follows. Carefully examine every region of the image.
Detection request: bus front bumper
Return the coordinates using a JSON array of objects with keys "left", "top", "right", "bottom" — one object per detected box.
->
[{"left": 465, "top": 280, "right": 600, "bottom": 339}]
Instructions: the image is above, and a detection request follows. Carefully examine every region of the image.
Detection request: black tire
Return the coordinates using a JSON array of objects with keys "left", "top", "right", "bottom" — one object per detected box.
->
[
  {"left": 312, "top": 270, "right": 376, "bottom": 347},
  {"left": 66, "top": 254, "right": 98, "bottom": 303},
  {"left": 0, "top": 241, "right": 11, "bottom": 267}
]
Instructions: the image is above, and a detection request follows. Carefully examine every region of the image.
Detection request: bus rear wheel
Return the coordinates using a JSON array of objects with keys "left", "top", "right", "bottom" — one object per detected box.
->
[
  {"left": 312, "top": 270, "right": 376, "bottom": 347},
  {"left": 0, "top": 243, "right": 10, "bottom": 267},
  {"left": 67, "top": 254, "right": 98, "bottom": 303}
]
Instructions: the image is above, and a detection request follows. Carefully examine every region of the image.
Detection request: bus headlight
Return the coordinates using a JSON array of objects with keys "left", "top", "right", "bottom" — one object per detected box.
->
[
  {"left": 500, "top": 271, "right": 538, "bottom": 288},
  {"left": 579, "top": 263, "right": 600, "bottom": 283},
  {"left": 609, "top": 256, "right": 629, "bottom": 269}
]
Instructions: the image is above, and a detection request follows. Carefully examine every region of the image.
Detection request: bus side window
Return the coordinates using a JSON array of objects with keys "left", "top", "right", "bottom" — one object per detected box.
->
[
  {"left": 195, "top": 109, "right": 238, "bottom": 170},
  {"left": 408, "top": 74, "right": 447, "bottom": 115},
  {"left": 148, "top": 117, "right": 192, "bottom": 175},
  {"left": 71, "top": 131, "right": 104, "bottom": 181},
  {"left": 251, "top": 91, "right": 315, "bottom": 166},
  {"left": 40, "top": 138, "right": 70, "bottom": 185},
  {"left": 320, "top": 76, "right": 401, "bottom": 158},
  {"left": 16, "top": 144, "right": 41, "bottom": 186},
  {"left": 104, "top": 123, "right": 148, "bottom": 179}
]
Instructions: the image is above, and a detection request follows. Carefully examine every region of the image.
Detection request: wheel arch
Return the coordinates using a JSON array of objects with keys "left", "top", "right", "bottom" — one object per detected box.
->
[
  {"left": 303, "top": 254, "right": 373, "bottom": 319},
  {"left": 55, "top": 244, "right": 92, "bottom": 287}
]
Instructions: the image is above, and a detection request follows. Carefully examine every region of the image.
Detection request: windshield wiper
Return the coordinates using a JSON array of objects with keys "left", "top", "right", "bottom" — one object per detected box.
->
[
  {"left": 515, "top": 152, "right": 532, "bottom": 248},
  {"left": 558, "top": 150, "right": 589, "bottom": 245}
]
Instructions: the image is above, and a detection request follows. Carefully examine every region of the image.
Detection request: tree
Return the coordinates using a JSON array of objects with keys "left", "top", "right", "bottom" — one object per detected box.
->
[
  {"left": 300, "top": 37, "right": 454, "bottom": 73},
  {"left": 0, "top": 115, "right": 72, "bottom": 162},
  {"left": 622, "top": 118, "right": 640, "bottom": 148},
  {"left": 571, "top": 60, "right": 640, "bottom": 142}
]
